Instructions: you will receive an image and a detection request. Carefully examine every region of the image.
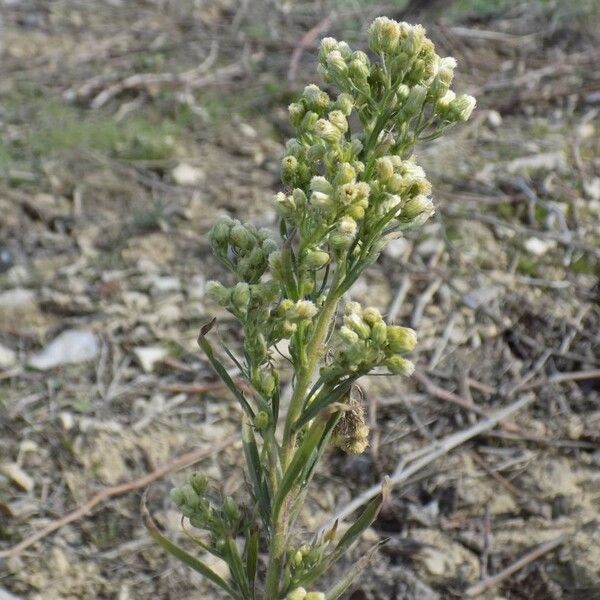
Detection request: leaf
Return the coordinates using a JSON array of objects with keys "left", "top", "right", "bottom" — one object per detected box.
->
[
  {"left": 198, "top": 319, "right": 255, "bottom": 418},
  {"left": 294, "top": 375, "right": 359, "bottom": 431},
  {"left": 245, "top": 530, "right": 259, "bottom": 592},
  {"left": 272, "top": 416, "right": 328, "bottom": 520},
  {"left": 142, "top": 497, "right": 239, "bottom": 599},
  {"left": 224, "top": 537, "right": 251, "bottom": 598},
  {"left": 242, "top": 421, "right": 271, "bottom": 526},
  {"left": 334, "top": 477, "right": 389, "bottom": 558},
  {"left": 324, "top": 541, "right": 386, "bottom": 600}
]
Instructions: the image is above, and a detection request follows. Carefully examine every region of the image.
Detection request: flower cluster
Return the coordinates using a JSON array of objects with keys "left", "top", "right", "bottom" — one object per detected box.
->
[
  {"left": 158, "top": 17, "right": 476, "bottom": 600},
  {"left": 321, "top": 302, "right": 417, "bottom": 381}
]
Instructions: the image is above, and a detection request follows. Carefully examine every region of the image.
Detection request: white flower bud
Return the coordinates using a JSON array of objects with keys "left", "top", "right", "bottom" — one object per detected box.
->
[
  {"left": 328, "top": 109, "right": 348, "bottom": 133},
  {"left": 310, "top": 176, "right": 334, "bottom": 195},
  {"left": 362, "top": 306, "right": 382, "bottom": 325},
  {"left": 287, "top": 588, "right": 307, "bottom": 600},
  {"left": 401, "top": 195, "right": 434, "bottom": 221},
  {"left": 303, "top": 84, "right": 330, "bottom": 112},
  {"left": 450, "top": 94, "right": 476, "bottom": 122},
  {"left": 305, "top": 593, "right": 325, "bottom": 600},
  {"left": 338, "top": 215, "right": 357, "bottom": 236},
  {"left": 335, "top": 92, "right": 354, "bottom": 116},
  {"left": 304, "top": 249, "right": 330, "bottom": 270},
  {"left": 295, "top": 300, "right": 318, "bottom": 320},
  {"left": 368, "top": 17, "right": 400, "bottom": 54},
  {"left": 319, "top": 38, "right": 338, "bottom": 62},
  {"left": 345, "top": 312, "right": 370, "bottom": 339},
  {"left": 339, "top": 325, "right": 360, "bottom": 346},
  {"left": 206, "top": 280, "right": 230, "bottom": 306},
  {"left": 403, "top": 84, "right": 427, "bottom": 116},
  {"left": 288, "top": 102, "right": 305, "bottom": 126},
  {"left": 376, "top": 156, "right": 395, "bottom": 183},
  {"left": 314, "top": 118, "right": 341, "bottom": 143},
  {"left": 326, "top": 50, "right": 348, "bottom": 76},
  {"left": 311, "top": 191, "right": 333, "bottom": 210},
  {"left": 334, "top": 162, "right": 356, "bottom": 186},
  {"left": 345, "top": 301, "right": 362, "bottom": 315},
  {"left": 385, "top": 355, "right": 415, "bottom": 376}
]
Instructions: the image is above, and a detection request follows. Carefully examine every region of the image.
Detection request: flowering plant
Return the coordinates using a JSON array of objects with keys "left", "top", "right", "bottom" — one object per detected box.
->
[{"left": 148, "top": 17, "right": 475, "bottom": 600}]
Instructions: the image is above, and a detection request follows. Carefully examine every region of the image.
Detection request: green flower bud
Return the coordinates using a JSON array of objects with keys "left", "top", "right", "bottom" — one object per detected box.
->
[
  {"left": 347, "top": 204, "right": 365, "bottom": 220},
  {"left": 286, "top": 138, "right": 304, "bottom": 156},
  {"left": 335, "top": 93, "right": 354, "bottom": 116},
  {"left": 288, "top": 102, "right": 305, "bottom": 127},
  {"left": 314, "top": 118, "right": 341, "bottom": 143},
  {"left": 209, "top": 218, "right": 232, "bottom": 246},
  {"left": 292, "top": 550, "right": 304, "bottom": 567},
  {"left": 326, "top": 50, "right": 348, "bottom": 76},
  {"left": 349, "top": 58, "right": 370, "bottom": 82},
  {"left": 181, "top": 483, "right": 200, "bottom": 507},
  {"left": 310, "top": 176, "right": 333, "bottom": 195},
  {"left": 301, "top": 110, "right": 319, "bottom": 131},
  {"left": 328, "top": 109, "right": 348, "bottom": 133},
  {"left": 339, "top": 325, "right": 360, "bottom": 345},
  {"left": 223, "top": 496, "right": 241, "bottom": 526},
  {"left": 254, "top": 369, "right": 276, "bottom": 396},
  {"left": 305, "top": 592, "right": 326, "bottom": 600},
  {"left": 402, "top": 24, "right": 425, "bottom": 57},
  {"left": 292, "top": 188, "right": 307, "bottom": 209},
  {"left": 303, "top": 84, "right": 330, "bottom": 112},
  {"left": 170, "top": 487, "right": 185, "bottom": 506},
  {"left": 231, "top": 282, "right": 250, "bottom": 310},
  {"left": 350, "top": 137, "right": 363, "bottom": 156},
  {"left": 282, "top": 320, "right": 297, "bottom": 337},
  {"left": 403, "top": 84, "right": 427, "bottom": 116},
  {"left": 450, "top": 94, "right": 476, "bottom": 122},
  {"left": 385, "top": 355, "right": 415, "bottom": 376},
  {"left": 304, "top": 249, "right": 330, "bottom": 270},
  {"left": 334, "top": 162, "right": 356, "bottom": 186},
  {"left": 386, "top": 326, "right": 417, "bottom": 353},
  {"left": 345, "top": 312, "right": 370, "bottom": 339},
  {"left": 254, "top": 410, "right": 270, "bottom": 430},
  {"left": 306, "top": 143, "right": 326, "bottom": 161},
  {"left": 362, "top": 306, "right": 382, "bottom": 325},
  {"left": 371, "top": 320, "right": 388, "bottom": 345},
  {"left": 401, "top": 195, "right": 434, "bottom": 221},
  {"left": 190, "top": 473, "right": 208, "bottom": 496},
  {"left": 275, "top": 191, "right": 295, "bottom": 217},
  {"left": 287, "top": 588, "right": 307, "bottom": 600},
  {"left": 206, "top": 280, "right": 230, "bottom": 306},
  {"left": 436, "top": 90, "right": 456, "bottom": 115},
  {"left": 369, "top": 17, "right": 400, "bottom": 54},
  {"left": 376, "top": 156, "right": 395, "bottom": 183},
  {"left": 282, "top": 155, "right": 299, "bottom": 185}
]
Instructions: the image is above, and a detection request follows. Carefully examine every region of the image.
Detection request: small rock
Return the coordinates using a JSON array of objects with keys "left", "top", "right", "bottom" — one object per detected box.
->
[
  {"left": 28, "top": 329, "right": 99, "bottom": 370},
  {"left": 0, "top": 343, "right": 17, "bottom": 369},
  {"left": 150, "top": 275, "right": 181, "bottom": 295},
  {"left": 524, "top": 237, "right": 555, "bottom": 256},
  {"left": 384, "top": 237, "right": 411, "bottom": 260},
  {"left": 0, "top": 287, "right": 36, "bottom": 308},
  {"left": 133, "top": 346, "right": 168, "bottom": 373},
  {"left": 172, "top": 163, "right": 205, "bottom": 186},
  {"left": 487, "top": 110, "right": 502, "bottom": 127},
  {"left": 2, "top": 463, "right": 34, "bottom": 492}
]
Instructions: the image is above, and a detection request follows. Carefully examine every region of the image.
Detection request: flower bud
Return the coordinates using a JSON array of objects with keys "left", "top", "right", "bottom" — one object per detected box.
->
[
  {"left": 362, "top": 306, "right": 382, "bottom": 325},
  {"left": 386, "top": 326, "right": 417, "bottom": 353},
  {"left": 345, "top": 312, "right": 370, "bottom": 339},
  {"left": 306, "top": 143, "right": 326, "bottom": 161},
  {"left": 436, "top": 89, "right": 456, "bottom": 113},
  {"left": 334, "top": 162, "right": 356, "bottom": 186},
  {"left": 335, "top": 93, "right": 354, "bottom": 116},
  {"left": 338, "top": 215, "right": 357, "bottom": 236},
  {"left": 281, "top": 155, "right": 299, "bottom": 185},
  {"left": 209, "top": 218, "right": 231, "bottom": 245},
  {"left": 286, "top": 138, "right": 303, "bottom": 156},
  {"left": 403, "top": 84, "right": 427, "bottom": 116},
  {"left": 339, "top": 325, "right": 360, "bottom": 346},
  {"left": 282, "top": 320, "right": 297, "bottom": 337},
  {"left": 328, "top": 109, "right": 348, "bottom": 133},
  {"left": 288, "top": 102, "right": 305, "bottom": 127},
  {"left": 170, "top": 487, "right": 185, "bottom": 506},
  {"left": 314, "top": 118, "right": 341, "bottom": 143},
  {"left": 376, "top": 157, "right": 395, "bottom": 183},
  {"left": 450, "top": 94, "right": 476, "bottom": 122},
  {"left": 368, "top": 17, "right": 400, "bottom": 54},
  {"left": 190, "top": 473, "right": 208, "bottom": 496},
  {"left": 223, "top": 496, "right": 241, "bottom": 525},
  {"left": 303, "top": 84, "right": 330, "bottom": 112},
  {"left": 274, "top": 191, "right": 295, "bottom": 217},
  {"left": 305, "top": 594, "right": 325, "bottom": 600},
  {"left": 301, "top": 110, "right": 319, "bottom": 131},
  {"left": 206, "top": 280, "right": 230, "bottom": 306},
  {"left": 371, "top": 320, "right": 388, "bottom": 345},
  {"left": 295, "top": 300, "right": 318, "bottom": 320},
  {"left": 349, "top": 58, "right": 370, "bottom": 82},
  {"left": 319, "top": 37, "right": 338, "bottom": 62},
  {"left": 385, "top": 355, "right": 415, "bottom": 376},
  {"left": 292, "top": 550, "right": 303, "bottom": 567},
  {"left": 254, "top": 369, "right": 276, "bottom": 396},
  {"left": 292, "top": 188, "right": 307, "bottom": 209},
  {"left": 401, "top": 195, "right": 434, "bottom": 221},
  {"left": 311, "top": 191, "right": 333, "bottom": 210},
  {"left": 326, "top": 50, "right": 348, "bottom": 76},
  {"left": 231, "top": 282, "right": 250, "bottom": 310},
  {"left": 304, "top": 249, "right": 330, "bottom": 270},
  {"left": 347, "top": 204, "right": 365, "bottom": 220},
  {"left": 253, "top": 410, "right": 270, "bottom": 430},
  {"left": 310, "top": 176, "right": 333, "bottom": 195},
  {"left": 287, "top": 588, "right": 307, "bottom": 600}
]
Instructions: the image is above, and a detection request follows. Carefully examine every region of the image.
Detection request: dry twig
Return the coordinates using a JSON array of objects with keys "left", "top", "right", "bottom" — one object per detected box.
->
[{"left": 0, "top": 435, "right": 238, "bottom": 559}]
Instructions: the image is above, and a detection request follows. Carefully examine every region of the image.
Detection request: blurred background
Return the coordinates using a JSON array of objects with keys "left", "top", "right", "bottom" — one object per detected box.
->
[{"left": 0, "top": 1, "right": 599, "bottom": 598}]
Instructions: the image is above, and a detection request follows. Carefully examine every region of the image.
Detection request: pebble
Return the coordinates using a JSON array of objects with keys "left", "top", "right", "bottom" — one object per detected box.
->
[{"left": 28, "top": 329, "right": 99, "bottom": 370}]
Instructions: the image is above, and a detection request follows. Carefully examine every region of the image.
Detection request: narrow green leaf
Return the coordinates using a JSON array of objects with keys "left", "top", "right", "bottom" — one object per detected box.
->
[
  {"left": 224, "top": 537, "right": 251, "bottom": 598},
  {"left": 142, "top": 500, "right": 239, "bottom": 599},
  {"left": 325, "top": 542, "right": 385, "bottom": 600},
  {"left": 198, "top": 319, "right": 255, "bottom": 418},
  {"left": 334, "top": 478, "right": 389, "bottom": 557},
  {"left": 244, "top": 530, "right": 259, "bottom": 593},
  {"left": 242, "top": 421, "right": 271, "bottom": 526},
  {"left": 272, "top": 417, "right": 328, "bottom": 520},
  {"left": 294, "top": 375, "right": 359, "bottom": 431}
]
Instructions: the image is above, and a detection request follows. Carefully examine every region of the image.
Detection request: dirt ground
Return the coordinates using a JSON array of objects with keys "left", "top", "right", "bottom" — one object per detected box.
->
[{"left": 0, "top": 1, "right": 599, "bottom": 598}]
